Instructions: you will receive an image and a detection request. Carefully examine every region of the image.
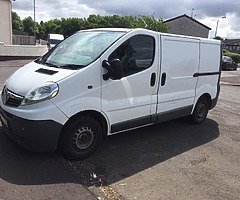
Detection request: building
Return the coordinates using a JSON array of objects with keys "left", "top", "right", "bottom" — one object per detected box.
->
[
  {"left": 164, "top": 14, "right": 211, "bottom": 38},
  {"left": 0, "top": 0, "right": 12, "bottom": 44},
  {"left": 223, "top": 39, "right": 240, "bottom": 54},
  {"left": 0, "top": 0, "right": 48, "bottom": 59}
]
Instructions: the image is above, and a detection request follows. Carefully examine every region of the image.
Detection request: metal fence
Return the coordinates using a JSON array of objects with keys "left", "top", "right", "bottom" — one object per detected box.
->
[
  {"left": 12, "top": 35, "right": 47, "bottom": 46},
  {"left": 12, "top": 35, "right": 36, "bottom": 45},
  {"left": 39, "top": 39, "right": 47, "bottom": 45}
]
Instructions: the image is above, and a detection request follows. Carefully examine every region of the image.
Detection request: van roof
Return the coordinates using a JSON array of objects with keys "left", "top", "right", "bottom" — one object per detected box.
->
[
  {"left": 80, "top": 28, "right": 132, "bottom": 32},
  {"left": 79, "top": 28, "right": 221, "bottom": 44}
]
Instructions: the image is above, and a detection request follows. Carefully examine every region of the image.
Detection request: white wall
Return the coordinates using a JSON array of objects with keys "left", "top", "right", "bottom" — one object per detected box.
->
[
  {"left": 0, "top": 43, "right": 48, "bottom": 57},
  {"left": 0, "top": 0, "right": 12, "bottom": 44}
]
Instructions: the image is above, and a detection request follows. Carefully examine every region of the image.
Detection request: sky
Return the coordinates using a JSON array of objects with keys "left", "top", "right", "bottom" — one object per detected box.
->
[{"left": 12, "top": 0, "right": 240, "bottom": 39}]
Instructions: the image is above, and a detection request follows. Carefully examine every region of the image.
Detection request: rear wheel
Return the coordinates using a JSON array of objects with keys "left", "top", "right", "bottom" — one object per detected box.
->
[
  {"left": 226, "top": 64, "right": 230, "bottom": 71},
  {"left": 190, "top": 97, "right": 210, "bottom": 125},
  {"left": 58, "top": 117, "right": 102, "bottom": 160}
]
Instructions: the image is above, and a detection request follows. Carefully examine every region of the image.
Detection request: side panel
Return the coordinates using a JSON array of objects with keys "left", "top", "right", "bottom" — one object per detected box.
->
[
  {"left": 157, "top": 36, "right": 200, "bottom": 118},
  {"left": 194, "top": 41, "right": 221, "bottom": 108}
]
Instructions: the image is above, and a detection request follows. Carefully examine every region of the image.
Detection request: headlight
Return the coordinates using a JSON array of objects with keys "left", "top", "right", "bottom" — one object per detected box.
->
[{"left": 21, "top": 82, "right": 59, "bottom": 106}]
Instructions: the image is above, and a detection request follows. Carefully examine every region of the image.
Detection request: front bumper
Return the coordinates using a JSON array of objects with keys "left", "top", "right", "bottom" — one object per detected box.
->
[{"left": 0, "top": 105, "right": 63, "bottom": 152}]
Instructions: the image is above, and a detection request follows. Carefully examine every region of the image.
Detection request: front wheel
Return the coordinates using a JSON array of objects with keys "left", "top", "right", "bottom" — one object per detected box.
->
[
  {"left": 58, "top": 117, "right": 103, "bottom": 160},
  {"left": 190, "top": 97, "right": 209, "bottom": 125}
]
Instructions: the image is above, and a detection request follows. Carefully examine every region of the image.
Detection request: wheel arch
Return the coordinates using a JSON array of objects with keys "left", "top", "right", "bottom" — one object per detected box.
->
[
  {"left": 58, "top": 110, "right": 109, "bottom": 146},
  {"left": 193, "top": 93, "right": 212, "bottom": 112}
]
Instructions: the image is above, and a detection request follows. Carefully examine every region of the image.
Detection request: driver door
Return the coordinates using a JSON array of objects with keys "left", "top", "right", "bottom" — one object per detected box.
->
[{"left": 101, "top": 33, "right": 159, "bottom": 133}]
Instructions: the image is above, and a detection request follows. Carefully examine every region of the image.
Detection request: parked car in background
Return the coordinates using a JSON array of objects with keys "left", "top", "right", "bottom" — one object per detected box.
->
[
  {"left": 47, "top": 34, "right": 64, "bottom": 50},
  {"left": 222, "top": 56, "right": 238, "bottom": 71}
]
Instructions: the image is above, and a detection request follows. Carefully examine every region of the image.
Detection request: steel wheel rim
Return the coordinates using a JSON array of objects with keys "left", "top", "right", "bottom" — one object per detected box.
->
[{"left": 73, "top": 126, "right": 94, "bottom": 150}]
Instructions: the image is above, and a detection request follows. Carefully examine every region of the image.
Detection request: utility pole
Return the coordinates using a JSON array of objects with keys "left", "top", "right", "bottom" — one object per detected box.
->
[
  {"left": 215, "top": 16, "right": 226, "bottom": 38},
  {"left": 33, "top": 0, "right": 36, "bottom": 44}
]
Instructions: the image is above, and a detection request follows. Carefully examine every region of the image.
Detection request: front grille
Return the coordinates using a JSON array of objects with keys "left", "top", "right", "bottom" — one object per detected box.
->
[{"left": 1, "top": 87, "right": 24, "bottom": 107}]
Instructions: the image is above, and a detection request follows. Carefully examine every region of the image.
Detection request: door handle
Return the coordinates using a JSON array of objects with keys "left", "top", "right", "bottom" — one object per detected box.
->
[
  {"left": 150, "top": 73, "right": 156, "bottom": 87},
  {"left": 161, "top": 73, "right": 166, "bottom": 86}
]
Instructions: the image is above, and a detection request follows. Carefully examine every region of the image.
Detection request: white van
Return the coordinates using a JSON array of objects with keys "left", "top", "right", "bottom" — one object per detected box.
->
[
  {"left": 47, "top": 33, "right": 64, "bottom": 50},
  {"left": 0, "top": 28, "right": 221, "bottom": 159}
]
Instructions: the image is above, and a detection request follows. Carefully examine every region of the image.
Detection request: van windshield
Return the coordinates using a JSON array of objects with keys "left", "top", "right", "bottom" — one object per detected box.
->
[{"left": 38, "top": 31, "right": 126, "bottom": 70}]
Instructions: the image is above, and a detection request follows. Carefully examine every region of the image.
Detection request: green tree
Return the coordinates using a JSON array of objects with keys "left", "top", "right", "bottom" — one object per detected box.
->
[
  {"left": 22, "top": 16, "right": 35, "bottom": 36},
  {"left": 12, "top": 11, "right": 23, "bottom": 31},
  {"left": 12, "top": 11, "right": 168, "bottom": 39},
  {"left": 37, "top": 21, "right": 46, "bottom": 39},
  {"left": 214, "top": 36, "right": 223, "bottom": 41},
  {"left": 61, "top": 18, "right": 85, "bottom": 37}
]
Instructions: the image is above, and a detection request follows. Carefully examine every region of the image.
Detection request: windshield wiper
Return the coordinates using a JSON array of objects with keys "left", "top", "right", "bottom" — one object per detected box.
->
[
  {"left": 42, "top": 61, "right": 60, "bottom": 68},
  {"left": 35, "top": 59, "right": 60, "bottom": 68},
  {"left": 59, "top": 64, "right": 86, "bottom": 70},
  {"left": 34, "top": 58, "right": 43, "bottom": 64}
]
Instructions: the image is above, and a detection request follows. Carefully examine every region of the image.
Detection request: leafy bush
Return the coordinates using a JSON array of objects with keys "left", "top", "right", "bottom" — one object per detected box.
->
[
  {"left": 223, "top": 50, "right": 240, "bottom": 63},
  {"left": 223, "top": 49, "right": 228, "bottom": 54}
]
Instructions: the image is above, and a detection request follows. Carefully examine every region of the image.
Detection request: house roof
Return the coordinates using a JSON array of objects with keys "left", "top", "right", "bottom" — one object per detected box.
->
[
  {"left": 224, "top": 39, "right": 240, "bottom": 45},
  {"left": 164, "top": 14, "right": 211, "bottom": 30}
]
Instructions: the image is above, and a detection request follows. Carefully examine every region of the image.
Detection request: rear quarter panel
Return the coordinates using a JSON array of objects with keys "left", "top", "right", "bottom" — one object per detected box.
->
[{"left": 194, "top": 40, "right": 221, "bottom": 108}]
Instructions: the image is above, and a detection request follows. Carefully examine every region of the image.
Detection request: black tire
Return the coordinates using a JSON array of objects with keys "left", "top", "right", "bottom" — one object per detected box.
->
[
  {"left": 190, "top": 97, "right": 210, "bottom": 125},
  {"left": 226, "top": 64, "right": 229, "bottom": 71},
  {"left": 58, "top": 117, "right": 102, "bottom": 160}
]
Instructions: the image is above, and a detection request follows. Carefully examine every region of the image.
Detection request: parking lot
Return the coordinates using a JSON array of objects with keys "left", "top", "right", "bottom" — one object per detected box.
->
[{"left": 0, "top": 60, "right": 240, "bottom": 200}]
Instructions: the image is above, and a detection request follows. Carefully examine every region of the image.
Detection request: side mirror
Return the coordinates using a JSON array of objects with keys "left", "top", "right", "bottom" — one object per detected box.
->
[{"left": 102, "top": 59, "right": 123, "bottom": 81}]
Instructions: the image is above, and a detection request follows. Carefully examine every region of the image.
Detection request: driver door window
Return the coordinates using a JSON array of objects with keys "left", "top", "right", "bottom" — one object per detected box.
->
[{"left": 108, "top": 35, "right": 155, "bottom": 77}]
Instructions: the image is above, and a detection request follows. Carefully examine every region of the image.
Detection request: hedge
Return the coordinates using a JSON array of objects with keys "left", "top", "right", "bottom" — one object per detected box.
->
[{"left": 223, "top": 49, "right": 240, "bottom": 63}]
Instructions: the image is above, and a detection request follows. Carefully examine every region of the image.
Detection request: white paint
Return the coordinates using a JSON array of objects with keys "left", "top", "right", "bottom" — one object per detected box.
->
[{"left": 0, "top": 44, "right": 48, "bottom": 57}]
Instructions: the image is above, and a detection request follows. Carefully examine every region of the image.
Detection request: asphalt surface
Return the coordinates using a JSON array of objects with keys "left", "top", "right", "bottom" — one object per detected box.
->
[
  {"left": 221, "top": 68, "right": 240, "bottom": 85},
  {"left": 0, "top": 60, "right": 240, "bottom": 200}
]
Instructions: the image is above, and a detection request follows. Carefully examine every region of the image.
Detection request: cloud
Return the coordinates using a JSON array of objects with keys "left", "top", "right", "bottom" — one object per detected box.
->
[
  {"left": 78, "top": 0, "right": 190, "bottom": 18},
  {"left": 12, "top": 0, "right": 107, "bottom": 21},
  {"left": 42, "top": 0, "right": 60, "bottom": 4},
  {"left": 193, "top": 1, "right": 240, "bottom": 18},
  {"left": 13, "top": 0, "right": 33, "bottom": 11},
  {"left": 78, "top": 0, "right": 240, "bottom": 19}
]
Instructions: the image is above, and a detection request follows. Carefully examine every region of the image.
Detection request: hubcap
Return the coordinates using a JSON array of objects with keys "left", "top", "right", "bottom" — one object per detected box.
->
[
  {"left": 73, "top": 126, "right": 94, "bottom": 150},
  {"left": 197, "top": 103, "right": 206, "bottom": 118}
]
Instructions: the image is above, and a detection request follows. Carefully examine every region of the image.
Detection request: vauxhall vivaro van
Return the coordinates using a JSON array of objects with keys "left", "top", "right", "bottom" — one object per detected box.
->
[{"left": 0, "top": 28, "right": 221, "bottom": 159}]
